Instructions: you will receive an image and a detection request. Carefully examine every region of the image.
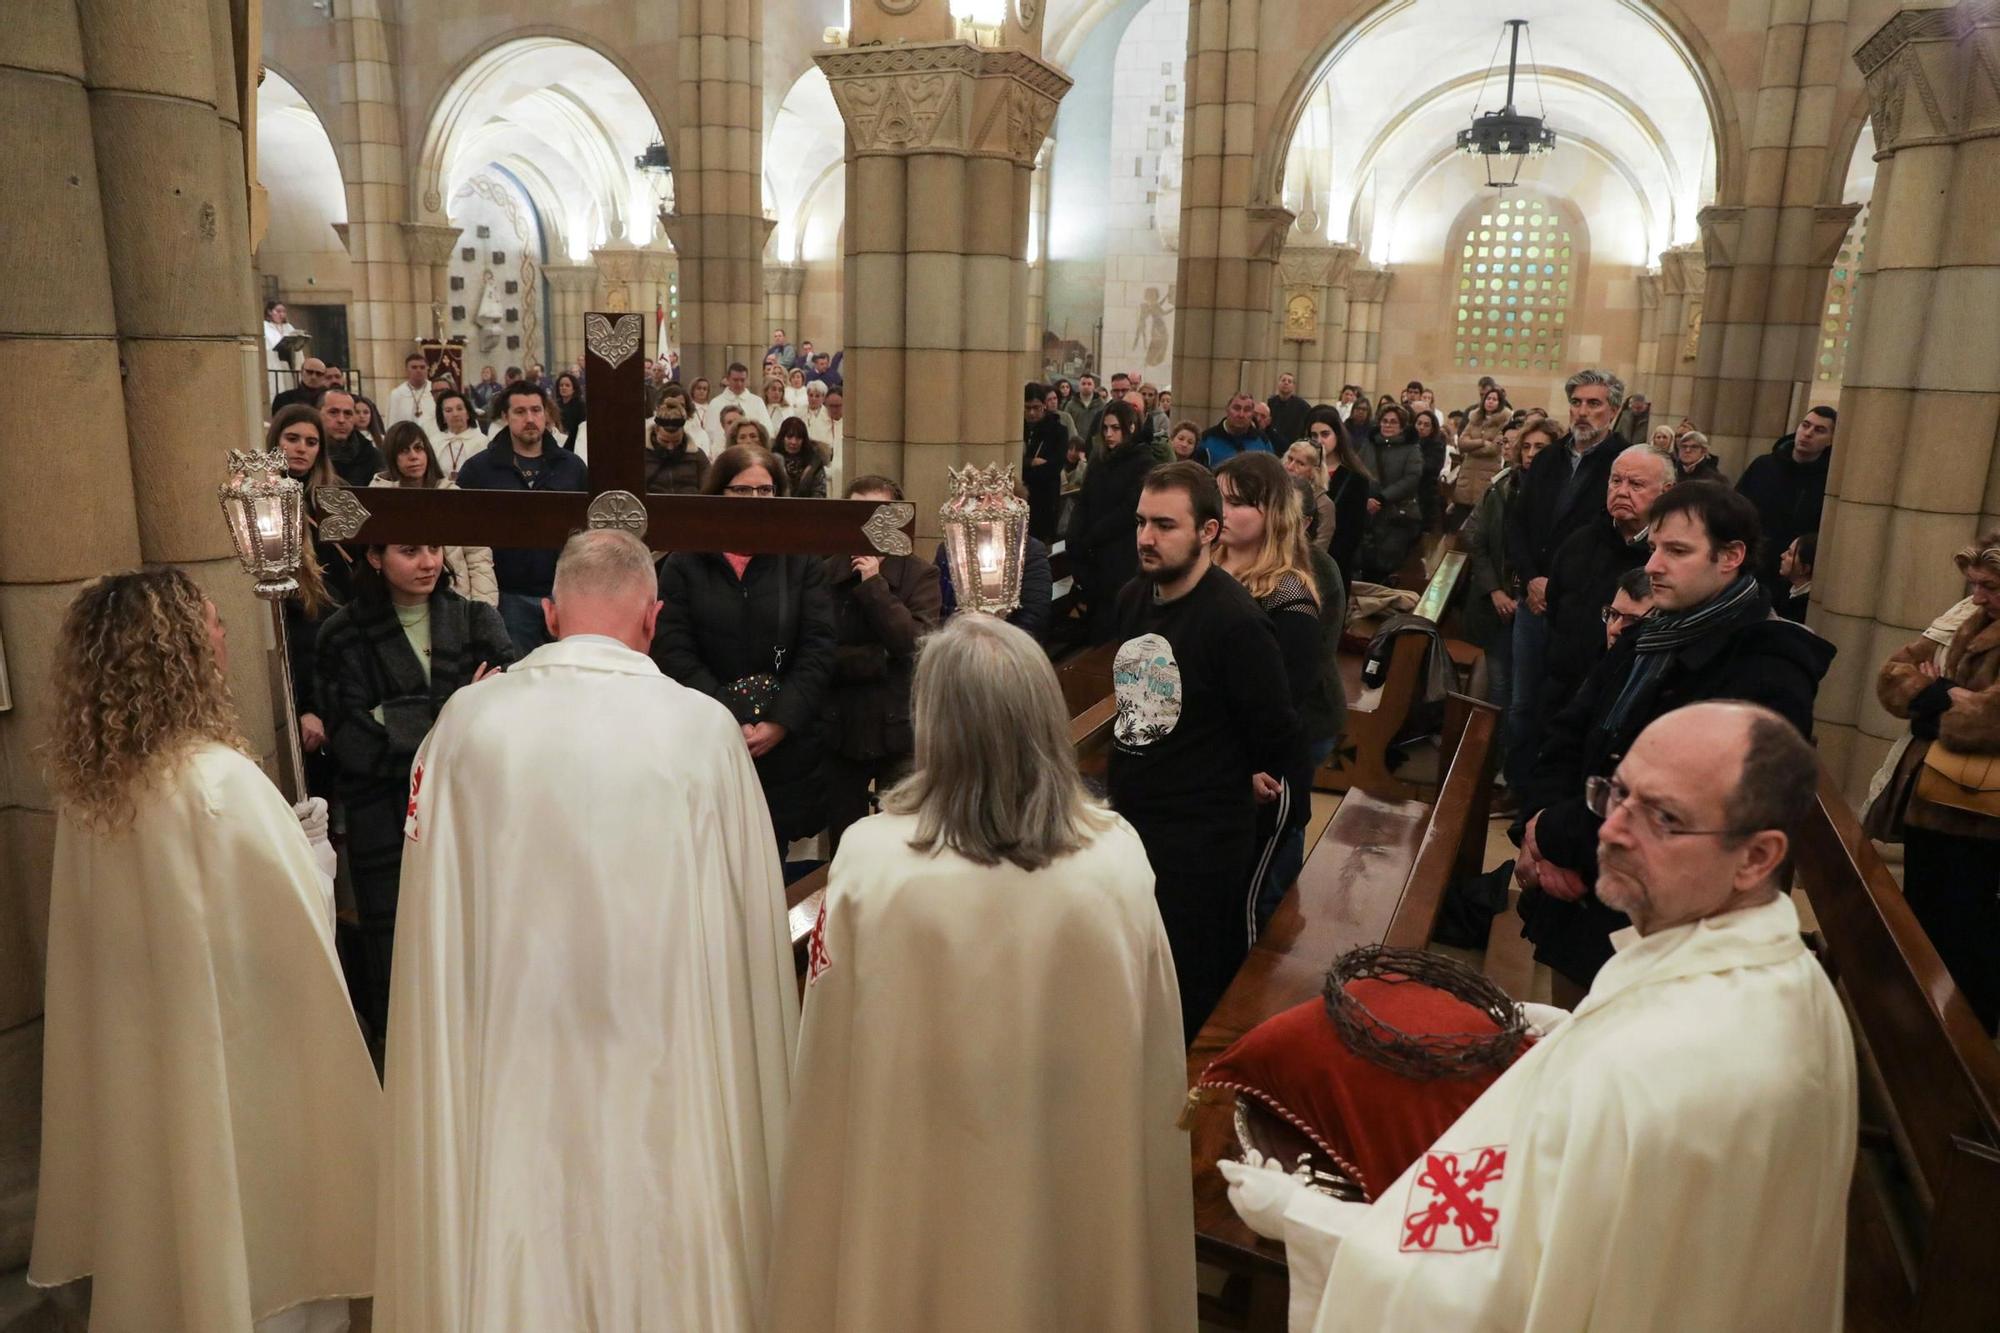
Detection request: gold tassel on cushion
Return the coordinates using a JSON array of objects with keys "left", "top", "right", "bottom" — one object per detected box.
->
[{"left": 1177, "top": 1084, "right": 1219, "bottom": 1132}]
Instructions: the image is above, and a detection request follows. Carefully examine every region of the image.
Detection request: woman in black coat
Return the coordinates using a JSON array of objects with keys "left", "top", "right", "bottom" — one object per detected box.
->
[
  {"left": 314, "top": 542, "right": 514, "bottom": 1044},
  {"left": 652, "top": 444, "right": 838, "bottom": 847},
  {"left": 1308, "top": 405, "right": 1371, "bottom": 587},
  {"left": 823, "top": 476, "right": 943, "bottom": 851},
  {"left": 1065, "top": 399, "right": 1156, "bottom": 644}
]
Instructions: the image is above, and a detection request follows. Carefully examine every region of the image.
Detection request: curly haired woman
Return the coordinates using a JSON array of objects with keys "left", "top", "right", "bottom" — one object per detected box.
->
[{"left": 32, "top": 568, "right": 379, "bottom": 1333}]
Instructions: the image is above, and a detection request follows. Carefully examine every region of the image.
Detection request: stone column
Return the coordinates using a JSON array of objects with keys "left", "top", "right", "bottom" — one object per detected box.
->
[
  {"left": 1172, "top": 0, "right": 1295, "bottom": 424},
  {"left": 325, "top": 0, "right": 415, "bottom": 392},
  {"left": 1025, "top": 143, "right": 1054, "bottom": 367},
  {"left": 817, "top": 3, "right": 1069, "bottom": 538},
  {"left": 1634, "top": 272, "right": 1661, "bottom": 401},
  {"left": 1343, "top": 266, "right": 1392, "bottom": 392},
  {"left": 541, "top": 262, "right": 599, "bottom": 369},
  {"left": 1273, "top": 245, "right": 1356, "bottom": 402},
  {"left": 1653, "top": 244, "right": 1704, "bottom": 422},
  {"left": 1815, "top": 3, "right": 2000, "bottom": 800},
  {"left": 765, "top": 263, "right": 805, "bottom": 339},
  {"left": 1684, "top": 0, "right": 1858, "bottom": 476},
  {"left": 0, "top": 1, "right": 278, "bottom": 1295},
  {"left": 669, "top": 0, "right": 766, "bottom": 381},
  {"left": 400, "top": 221, "right": 462, "bottom": 341}
]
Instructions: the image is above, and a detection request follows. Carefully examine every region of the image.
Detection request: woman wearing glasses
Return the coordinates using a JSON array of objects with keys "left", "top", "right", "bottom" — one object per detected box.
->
[{"left": 651, "top": 445, "right": 837, "bottom": 850}]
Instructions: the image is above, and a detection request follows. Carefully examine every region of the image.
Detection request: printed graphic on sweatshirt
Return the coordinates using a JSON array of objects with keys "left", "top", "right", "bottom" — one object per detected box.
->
[{"left": 1113, "top": 633, "right": 1183, "bottom": 747}]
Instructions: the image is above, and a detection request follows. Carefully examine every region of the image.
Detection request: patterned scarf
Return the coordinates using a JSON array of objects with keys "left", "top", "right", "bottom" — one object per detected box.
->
[{"left": 1599, "top": 571, "right": 1770, "bottom": 744}]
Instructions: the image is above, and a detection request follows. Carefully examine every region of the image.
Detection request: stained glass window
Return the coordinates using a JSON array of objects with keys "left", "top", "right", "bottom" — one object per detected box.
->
[
  {"left": 1817, "top": 204, "right": 1868, "bottom": 383},
  {"left": 1455, "top": 196, "right": 1573, "bottom": 371}
]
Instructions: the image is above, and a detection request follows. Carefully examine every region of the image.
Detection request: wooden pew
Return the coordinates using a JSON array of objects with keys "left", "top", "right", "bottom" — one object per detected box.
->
[
  {"left": 1792, "top": 769, "right": 2000, "bottom": 1332},
  {"left": 1189, "top": 700, "right": 1500, "bottom": 1330},
  {"left": 1317, "top": 549, "right": 1472, "bottom": 801}
]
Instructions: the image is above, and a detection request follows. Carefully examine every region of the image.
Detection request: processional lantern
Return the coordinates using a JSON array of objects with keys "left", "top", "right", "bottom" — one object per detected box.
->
[
  {"left": 218, "top": 449, "right": 310, "bottom": 797},
  {"left": 1456, "top": 19, "right": 1556, "bottom": 191},
  {"left": 939, "top": 464, "right": 1030, "bottom": 616}
]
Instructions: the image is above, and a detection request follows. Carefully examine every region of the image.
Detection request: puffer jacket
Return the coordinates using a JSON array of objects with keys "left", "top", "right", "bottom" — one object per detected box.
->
[
  {"left": 1451, "top": 406, "right": 1511, "bottom": 506},
  {"left": 777, "top": 440, "right": 830, "bottom": 498},
  {"left": 644, "top": 442, "right": 710, "bottom": 495}
]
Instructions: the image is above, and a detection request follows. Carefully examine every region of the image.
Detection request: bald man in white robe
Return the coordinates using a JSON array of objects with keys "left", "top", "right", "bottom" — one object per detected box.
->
[
  {"left": 1225, "top": 703, "right": 1856, "bottom": 1332},
  {"left": 374, "top": 530, "right": 798, "bottom": 1333}
]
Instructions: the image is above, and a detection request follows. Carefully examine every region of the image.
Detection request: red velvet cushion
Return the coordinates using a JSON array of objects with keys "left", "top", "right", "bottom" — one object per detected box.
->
[{"left": 1196, "top": 976, "right": 1526, "bottom": 1201}]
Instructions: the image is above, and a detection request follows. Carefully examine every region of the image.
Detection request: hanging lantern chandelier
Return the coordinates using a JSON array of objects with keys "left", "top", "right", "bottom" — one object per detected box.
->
[{"left": 1456, "top": 19, "right": 1556, "bottom": 191}]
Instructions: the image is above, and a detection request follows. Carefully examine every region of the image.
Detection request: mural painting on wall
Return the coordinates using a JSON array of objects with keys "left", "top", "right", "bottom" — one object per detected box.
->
[{"left": 450, "top": 173, "right": 541, "bottom": 380}]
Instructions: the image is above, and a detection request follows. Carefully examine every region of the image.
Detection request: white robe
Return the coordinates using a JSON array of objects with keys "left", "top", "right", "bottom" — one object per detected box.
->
[
  {"left": 1298, "top": 893, "right": 1855, "bottom": 1332},
  {"left": 767, "top": 812, "right": 1197, "bottom": 1333},
  {"left": 372, "top": 635, "right": 798, "bottom": 1333},
  {"left": 31, "top": 743, "right": 379, "bottom": 1332}
]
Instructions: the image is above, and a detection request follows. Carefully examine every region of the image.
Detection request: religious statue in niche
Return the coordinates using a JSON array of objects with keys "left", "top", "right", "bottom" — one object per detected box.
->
[
  {"left": 1134, "top": 285, "right": 1174, "bottom": 372},
  {"left": 474, "top": 270, "right": 506, "bottom": 353},
  {"left": 1682, "top": 299, "right": 1703, "bottom": 362},
  {"left": 1284, "top": 289, "right": 1318, "bottom": 342}
]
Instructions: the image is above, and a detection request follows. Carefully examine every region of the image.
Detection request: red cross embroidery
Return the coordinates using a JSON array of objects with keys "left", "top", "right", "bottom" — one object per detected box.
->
[
  {"left": 403, "top": 763, "right": 424, "bottom": 843},
  {"left": 806, "top": 898, "right": 832, "bottom": 986},
  {"left": 1400, "top": 1146, "right": 1506, "bottom": 1252}
]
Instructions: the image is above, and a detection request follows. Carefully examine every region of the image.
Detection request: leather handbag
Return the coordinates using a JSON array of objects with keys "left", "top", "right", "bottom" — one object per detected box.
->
[{"left": 1916, "top": 739, "right": 2000, "bottom": 819}]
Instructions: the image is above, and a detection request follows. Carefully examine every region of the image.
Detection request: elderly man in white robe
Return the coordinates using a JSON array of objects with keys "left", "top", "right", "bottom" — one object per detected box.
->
[
  {"left": 1224, "top": 701, "right": 1857, "bottom": 1332},
  {"left": 374, "top": 529, "right": 799, "bottom": 1333}
]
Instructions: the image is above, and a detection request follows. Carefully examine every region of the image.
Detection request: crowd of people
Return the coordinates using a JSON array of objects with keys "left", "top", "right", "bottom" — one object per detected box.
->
[{"left": 22, "top": 326, "right": 1982, "bottom": 1330}]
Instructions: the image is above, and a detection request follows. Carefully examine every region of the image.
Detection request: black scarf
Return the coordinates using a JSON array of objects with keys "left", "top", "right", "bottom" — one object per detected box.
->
[{"left": 1599, "top": 571, "right": 1769, "bottom": 744}]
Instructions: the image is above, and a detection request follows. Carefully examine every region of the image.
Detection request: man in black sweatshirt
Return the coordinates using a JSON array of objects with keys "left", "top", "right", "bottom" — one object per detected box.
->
[
  {"left": 457, "top": 380, "right": 590, "bottom": 654},
  {"left": 1108, "top": 462, "right": 1300, "bottom": 1041}
]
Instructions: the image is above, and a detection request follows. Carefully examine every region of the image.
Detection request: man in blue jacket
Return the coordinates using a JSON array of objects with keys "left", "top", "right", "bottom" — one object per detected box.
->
[
  {"left": 456, "top": 380, "right": 591, "bottom": 654},
  {"left": 1196, "top": 393, "right": 1276, "bottom": 469}
]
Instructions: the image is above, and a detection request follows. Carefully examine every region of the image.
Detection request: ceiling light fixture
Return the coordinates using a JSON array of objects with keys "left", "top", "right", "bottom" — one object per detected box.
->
[{"left": 1457, "top": 19, "right": 1556, "bottom": 191}]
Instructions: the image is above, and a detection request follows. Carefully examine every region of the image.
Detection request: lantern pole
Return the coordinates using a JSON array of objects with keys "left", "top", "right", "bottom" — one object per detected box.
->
[{"left": 218, "top": 449, "right": 311, "bottom": 802}]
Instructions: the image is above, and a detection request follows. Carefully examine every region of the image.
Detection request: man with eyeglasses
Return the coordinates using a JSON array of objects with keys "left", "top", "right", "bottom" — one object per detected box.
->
[
  {"left": 1512, "top": 482, "right": 1834, "bottom": 1001},
  {"left": 271, "top": 356, "right": 326, "bottom": 414},
  {"left": 1599, "top": 567, "right": 1655, "bottom": 649},
  {"left": 1244, "top": 700, "right": 1856, "bottom": 1333},
  {"left": 1537, "top": 446, "right": 1671, "bottom": 718}
]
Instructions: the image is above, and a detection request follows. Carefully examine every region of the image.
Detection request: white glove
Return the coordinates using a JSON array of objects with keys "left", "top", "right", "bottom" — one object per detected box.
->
[
  {"left": 294, "top": 797, "right": 338, "bottom": 888},
  {"left": 1220, "top": 1153, "right": 1307, "bottom": 1242},
  {"left": 1519, "top": 1001, "right": 1572, "bottom": 1036}
]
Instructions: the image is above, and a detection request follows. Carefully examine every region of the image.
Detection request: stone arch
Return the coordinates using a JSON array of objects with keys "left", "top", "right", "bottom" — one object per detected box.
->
[
  {"left": 766, "top": 66, "right": 846, "bottom": 265},
  {"left": 412, "top": 28, "right": 675, "bottom": 251},
  {"left": 1259, "top": 0, "right": 1744, "bottom": 216},
  {"left": 255, "top": 66, "right": 352, "bottom": 304},
  {"left": 260, "top": 60, "right": 349, "bottom": 181}
]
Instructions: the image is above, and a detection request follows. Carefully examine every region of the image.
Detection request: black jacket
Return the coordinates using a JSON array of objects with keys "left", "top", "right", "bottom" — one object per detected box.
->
[
  {"left": 1067, "top": 440, "right": 1157, "bottom": 643},
  {"left": 1267, "top": 393, "right": 1311, "bottom": 446},
  {"left": 1326, "top": 466, "right": 1369, "bottom": 590},
  {"left": 1672, "top": 453, "right": 1723, "bottom": 485},
  {"left": 1735, "top": 436, "right": 1830, "bottom": 595},
  {"left": 644, "top": 442, "right": 709, "bottom": 495},
  {"left": 327, "top": 433, "right": 383, "bottom": 488},
  {"left": 1518, "top": 605, "right": 1834, "bottom": 983},
  {"left": 1503, "top": 431, "right": 1636, "bottom": 586},
  {"left": 651, "top": 552, "right": 836, "bottom": 841},
  {"left": 1540, "top": 516, "right": 1652, "bottom": 712},
  {"left": 822, "top": 553, "right": 942, "bottom": 761},
  {"left": 313, "top": 588, "right": 514, "bottom": 802},
  {"left": 777, "top": 442, "right": 829, "bottom": 498},
  {"left": 455, "top": 436, "right": 591, "bottom": 597}
]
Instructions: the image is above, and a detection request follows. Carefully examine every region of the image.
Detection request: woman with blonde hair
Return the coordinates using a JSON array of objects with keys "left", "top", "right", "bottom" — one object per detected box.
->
[
  {"left": 32, "top": 568, "right": 380, "bottom": 1333},
  {"left": 1868, "top": 532, "right": 2000, "bottom": 1033},
  {"left": 1215, "top": 451, "right": 1325, "bottom": 935},
  {"left": 769, "top": 613, "right": 1195, "bottom": 1333}
]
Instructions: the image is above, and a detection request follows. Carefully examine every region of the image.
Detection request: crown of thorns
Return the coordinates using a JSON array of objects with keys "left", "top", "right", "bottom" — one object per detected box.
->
[{"left": 1322, "top": 945, "right": 1530, "bottom": 1080}]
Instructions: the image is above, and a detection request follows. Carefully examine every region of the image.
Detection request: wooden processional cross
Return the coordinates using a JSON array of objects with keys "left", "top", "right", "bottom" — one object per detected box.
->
[{"left": 313, "top": 311, "right": 914, "bottom": 559}]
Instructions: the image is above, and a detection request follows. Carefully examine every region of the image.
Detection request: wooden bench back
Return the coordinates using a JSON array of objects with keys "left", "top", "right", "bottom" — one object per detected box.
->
[{"left": 1792, "top": 767, "right": 2000, "bottom": 1330}]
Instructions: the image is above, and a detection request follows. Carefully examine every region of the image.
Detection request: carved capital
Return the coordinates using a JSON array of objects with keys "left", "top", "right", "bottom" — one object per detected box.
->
[
  {"left": 1695, "top": 206, "right": 1743, "bottom": 270},
  {"left": 1276, "top": 243, "right": 1360, "bottom": 291},
  {"left": 1855, "top": 2, "right": 2000, "bottom": 150},
  {"left": 764, "top": 264, "right": 806, "bottom": 296},
  {"left": 1245, "top": 205, "right": 1297, "bottom": 264},
  {"left": 1657, "top": 243, "right": 1705, "bottom": 296},
  {"left": 541, "top": 261, "right": 601, "bottom": 293},
  {"left": 1636, "top": 272, "right": 1661, "bottom": 311},
  {"left": 592, "top": 247, "right": 646, "bottom": 286},
  {"left": 1347, "top": 266, "right": 1392, "bottom": 304},
  {"left": 1811, "top": 203, "right": 1865, "bottom": 268},
  {"left": 814, "top": 42, "right": 1070, "bottom": 165},
  {"left": 400, "top": 221, "right": 462, "bottom": 267},
  {"left": 330, "top": 221, "right": 352, "bottom": 257}
]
